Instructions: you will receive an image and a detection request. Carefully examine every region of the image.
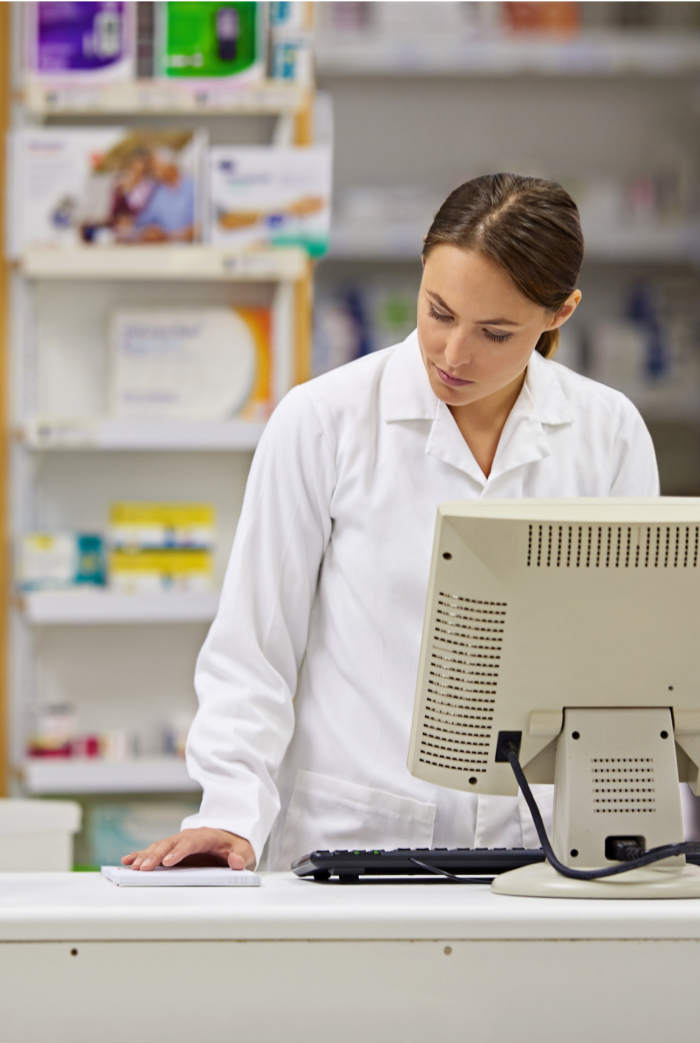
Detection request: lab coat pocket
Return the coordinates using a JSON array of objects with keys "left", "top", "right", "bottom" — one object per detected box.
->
[{"left": 279, "top": 769, "right": 437, "bottom": 868}]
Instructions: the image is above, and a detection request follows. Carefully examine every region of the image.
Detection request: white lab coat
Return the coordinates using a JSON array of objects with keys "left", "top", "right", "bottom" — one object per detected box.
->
[{"left": 183, "top": 331, "right": 660, "bottom": 868}]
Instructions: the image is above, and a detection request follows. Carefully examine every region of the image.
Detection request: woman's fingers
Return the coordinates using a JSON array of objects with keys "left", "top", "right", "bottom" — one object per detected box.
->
[
  {"left": 122, "top": 835, "right": 181, "bottom": 870},
  {"left": 161, "top": 839, "right": 196, "bottom": 867}
]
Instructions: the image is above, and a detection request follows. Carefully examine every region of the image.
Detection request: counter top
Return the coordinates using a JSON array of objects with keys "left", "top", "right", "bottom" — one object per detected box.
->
[{"left": 2, "top": 872, "right": 700, "bottom": 942}]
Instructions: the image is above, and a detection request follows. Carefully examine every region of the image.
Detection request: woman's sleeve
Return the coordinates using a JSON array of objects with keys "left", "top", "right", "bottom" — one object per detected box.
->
[
  {"left": 181, "top": 385, "right": 336, "bottom": 862},
  {"left": 609, "top": 401, "right": 660, "bottom": 497}
]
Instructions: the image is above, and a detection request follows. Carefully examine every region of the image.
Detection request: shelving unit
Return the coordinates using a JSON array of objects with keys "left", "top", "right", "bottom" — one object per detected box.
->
[
  {"left": 315, "top": 31, "right": 700, "bottom": 78},
  {"left": 24, "top": 78, "right": 310, "bottom": 117},
  {"left": 17, "top": 417, "right": 266, "bottom": 452},
  {"left": 21, "top": 245, "right": 308, "bottom": 282},
  {"left": 22, "top": 756, "right": 199, "bottom": 795},
  {"left": 4, "top": 3, "right": 320, "bottom": 825},
  {"left": 328, "top": 220, "right": 700, "bottom": 264},
  {"left": 17, "top": 591, "right": 220, "bottom": 627}
]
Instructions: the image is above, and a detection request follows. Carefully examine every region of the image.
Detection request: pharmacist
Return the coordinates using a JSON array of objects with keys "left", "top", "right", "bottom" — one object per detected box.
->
[{"left": 124, "top": 174, "right": 658, "bottom": 873}]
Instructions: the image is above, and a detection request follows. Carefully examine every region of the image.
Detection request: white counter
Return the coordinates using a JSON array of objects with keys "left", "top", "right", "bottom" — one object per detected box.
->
[
  {"left": 2, "top": 869, "right": 700, "bottom": 941},
  {"left": 2, "top": 872, "right": 700, "bottom": 1043}
]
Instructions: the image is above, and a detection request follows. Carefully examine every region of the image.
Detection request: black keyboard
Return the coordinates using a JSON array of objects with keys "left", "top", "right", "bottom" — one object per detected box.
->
[{"left": 291, "top": 847, "right": 547, "bottom": 881}]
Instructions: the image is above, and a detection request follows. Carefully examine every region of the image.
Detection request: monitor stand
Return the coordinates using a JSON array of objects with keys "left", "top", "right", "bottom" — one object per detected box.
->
[{"left": 492, "top": 706, "right": 700, "bottom": 899}]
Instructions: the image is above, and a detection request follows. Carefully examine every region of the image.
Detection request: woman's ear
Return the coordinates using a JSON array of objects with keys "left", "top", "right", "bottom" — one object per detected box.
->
[{"left": 548, "top": 289, "right": 582, "bottom": 331}]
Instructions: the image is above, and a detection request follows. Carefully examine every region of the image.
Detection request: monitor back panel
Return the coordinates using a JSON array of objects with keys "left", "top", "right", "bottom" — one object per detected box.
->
[{"left": 407, "top": 499, "right": 700, "bottom": 796}]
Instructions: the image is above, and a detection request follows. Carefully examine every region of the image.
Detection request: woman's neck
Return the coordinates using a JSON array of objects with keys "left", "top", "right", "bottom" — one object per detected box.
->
[{"left": 448, "top": 368, "right": 527, "bottom": 479}]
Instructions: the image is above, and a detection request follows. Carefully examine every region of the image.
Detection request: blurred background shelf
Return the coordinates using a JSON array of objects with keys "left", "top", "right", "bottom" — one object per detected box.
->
[
  {"left": 21, "top": 757, "right": 200, "bottom": 795},
  {"left": 20, "top": 246, "right": 308, "bottom": 282},
  {"left": 24, "top": 78, "right": 310, "bottom": 116},
  {"left": 328, "top": 222, "right": 700, "bottom": 263},
  {"left": 18, "top": 591, "right": 221, "bottom": 626},
  {"left": 19, "top": 418, "right": 266, "bottom": 452},
  {"left": 315, "top": 32, "right": 700, "bottom": 77}
]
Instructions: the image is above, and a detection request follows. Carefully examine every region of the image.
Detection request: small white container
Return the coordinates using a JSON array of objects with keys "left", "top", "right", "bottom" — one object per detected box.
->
[{"left": 0, "top": 799, "right": 81, "bottom": 871}]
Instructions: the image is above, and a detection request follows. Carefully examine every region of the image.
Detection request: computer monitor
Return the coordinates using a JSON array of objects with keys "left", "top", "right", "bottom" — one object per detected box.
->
[{"left": 407, "top": 498, "right": 700, "bottom": 898}]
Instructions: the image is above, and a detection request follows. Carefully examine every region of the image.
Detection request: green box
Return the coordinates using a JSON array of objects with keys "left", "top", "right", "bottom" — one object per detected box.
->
[{"left": 157, "top": 2, "right": 265, "bottom": 81}]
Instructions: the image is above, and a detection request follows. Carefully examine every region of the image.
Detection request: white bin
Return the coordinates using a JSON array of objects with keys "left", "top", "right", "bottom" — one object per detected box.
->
[{"left": 0, "top": 799, "right": 81, "bottom": 871}]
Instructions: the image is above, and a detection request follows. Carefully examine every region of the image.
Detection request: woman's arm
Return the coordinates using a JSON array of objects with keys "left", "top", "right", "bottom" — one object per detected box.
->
[{"left": 123, "top": 385, "right": 336, "bottom": 869}]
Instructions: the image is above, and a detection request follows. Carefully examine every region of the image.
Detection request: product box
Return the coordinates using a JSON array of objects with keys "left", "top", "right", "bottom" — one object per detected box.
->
[
  {"left": 155, "top": 1, "right": 265, "bottom": 83},
  {"left": 109, "top": 502, "right": 216, "bottom": 549},
  {"left": 109, "top": 548, "right": 214, "bottom": 593},
  {"left": 109, "top": 307, "right": 272, "bottom": 422},
  {"left": 208, "top": 146, "right": 332, "bottom": 257},
  {"left": 18, "top": 533, "right": 106, "bottom": 591},
  {"left": 25, "top": 2, "right": 136, "bottom": 82},
  {"left": 269, "top": 2, "right": 307, "bottom": 32},
  {"left": 502, "top": 1, "right": 580, "bottom": 33},
  {"left": 10, "top": 127, "right": 205, "bottom": 253}
]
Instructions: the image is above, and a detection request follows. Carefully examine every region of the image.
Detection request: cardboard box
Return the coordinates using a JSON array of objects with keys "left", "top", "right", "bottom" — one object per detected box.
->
[
  {"left": 109, "top": 307, "right": 273, "bottom": 422},
  {"left": 208, "top": 145, "right": 332, "bottom": 257},
  {"left": 11, "top": 127, "right": 205, "bottom": 252}
]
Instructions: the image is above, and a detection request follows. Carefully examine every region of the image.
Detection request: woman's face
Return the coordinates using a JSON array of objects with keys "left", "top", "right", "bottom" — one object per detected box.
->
[{"left": 417, "top": 244, "right": 580, "bottom": 409}]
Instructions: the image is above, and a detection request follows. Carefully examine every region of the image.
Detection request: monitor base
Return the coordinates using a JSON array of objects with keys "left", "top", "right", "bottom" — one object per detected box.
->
[{"left": 492, "top": 861, "right": 700, "bottom": 899}]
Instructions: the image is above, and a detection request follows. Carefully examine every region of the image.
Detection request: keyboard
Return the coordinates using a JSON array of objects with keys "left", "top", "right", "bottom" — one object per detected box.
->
[
  {"left": 291, "top": 847, "right": 547, "bottom": 881},
  {"left": 292, "top": 847, "right": 700, "bottom": 881}
]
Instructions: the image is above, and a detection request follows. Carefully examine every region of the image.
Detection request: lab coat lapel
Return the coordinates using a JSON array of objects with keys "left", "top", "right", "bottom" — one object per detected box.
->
[
  {"left": 380, "top": 333, "right": 488, "bottom": 486},
  {"left": 488, "top": 352, "right": 575, "bottom": 484},
  {"left": 487, "top": 384, "right": 551, "bottom": 482},
  {"left": 425, "top": 403, "right": 487, "bottom": 487}
]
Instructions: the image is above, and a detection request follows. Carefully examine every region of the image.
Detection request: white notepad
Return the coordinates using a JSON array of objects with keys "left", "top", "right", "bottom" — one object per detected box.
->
[{"left": 101, "top": 866, "right": 261, "bottom": 887}]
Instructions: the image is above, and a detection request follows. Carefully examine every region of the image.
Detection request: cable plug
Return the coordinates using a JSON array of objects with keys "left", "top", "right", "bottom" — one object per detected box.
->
[{"left": 605, "top": 837, "right": 646, "bottom": 862}]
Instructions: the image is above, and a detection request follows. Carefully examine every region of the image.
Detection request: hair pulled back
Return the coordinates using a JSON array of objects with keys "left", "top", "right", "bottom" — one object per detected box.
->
[{"left": 422, "top": 173, "right": 584, "bottom": 359}]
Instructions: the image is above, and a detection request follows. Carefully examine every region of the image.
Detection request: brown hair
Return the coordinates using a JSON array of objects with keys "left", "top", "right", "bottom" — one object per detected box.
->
[{"left": 422, "top": 173, "right": 584, "bottom": 359}]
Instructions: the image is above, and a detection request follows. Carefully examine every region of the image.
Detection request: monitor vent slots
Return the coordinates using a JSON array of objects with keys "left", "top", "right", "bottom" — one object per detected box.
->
[
  {"left": 526, "top": 524, "right": 700, "bottom": 569},
  {"left": 418, "top": 594, "right": 505, "bottom": 774},
  {"left": 591, "top": 758, "right": 656, "bottom": 814}
]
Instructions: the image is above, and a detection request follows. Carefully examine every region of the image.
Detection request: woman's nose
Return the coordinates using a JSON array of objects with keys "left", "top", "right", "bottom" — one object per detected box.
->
[{"left": 443, "top": 333, "right": 472, "bottom": 368}]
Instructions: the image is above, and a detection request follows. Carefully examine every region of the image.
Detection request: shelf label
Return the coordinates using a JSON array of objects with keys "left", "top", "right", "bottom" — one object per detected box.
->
[{"left": 31, "top": 420, "right": 97, "bottom": 447}]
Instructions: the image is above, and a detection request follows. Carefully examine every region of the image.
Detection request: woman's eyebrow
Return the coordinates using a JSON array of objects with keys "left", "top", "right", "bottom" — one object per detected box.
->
[
  {"left": 476, "top": 317, "right": 521, "bottom": 327},
  {"left": 426, "top": 291, "right": 456, "bottom": 314}
]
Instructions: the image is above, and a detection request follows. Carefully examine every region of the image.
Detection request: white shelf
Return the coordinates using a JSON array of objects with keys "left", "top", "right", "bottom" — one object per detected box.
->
[
  {"left": 24, "top": 77, "right": 310, "bottom": 116},
  {"left": 18, "top": 590, "right": 220, "bottom": 626},
  {"left": 19, "top": 417, "right": 265, "bottom": 452},
  {"left": 316, "top": 32, "right": 700, "bottom": 78},
  {"left": 22, "top": 756, "right": 200, "bottom": 795},
  {"left": 20, "top": 246, "right": 308, "bottom": 282},
  {"left": 328, "top": 222, "right": 700, "bottom": 264}
]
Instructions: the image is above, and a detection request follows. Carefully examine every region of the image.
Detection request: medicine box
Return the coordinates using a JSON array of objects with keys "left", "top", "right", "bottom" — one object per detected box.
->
[
  {"left": 155, "top": 1, "right": 266, "bottom": 84},
  {"left": 109, "top": 502, "right": 215, "bottom": 549},
  {"left": 109, "top": 307, "right": 273, "bottom": 422},
  {"left": 18, "top": 533, "right": 106, "bottom": 591},
  {"left": 208, "top": 145, "right": 332, "bottom": 257},
  {"left": 25, "top": 1, "right": 136, "bottom": 82}
]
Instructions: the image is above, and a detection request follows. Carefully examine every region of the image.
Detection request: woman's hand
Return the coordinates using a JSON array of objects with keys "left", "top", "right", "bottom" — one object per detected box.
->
[{"left": 121, "top": 827, "right": 255, "bottom": 871}]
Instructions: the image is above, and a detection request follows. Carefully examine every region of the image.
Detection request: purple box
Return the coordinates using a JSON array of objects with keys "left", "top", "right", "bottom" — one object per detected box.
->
[{"left": 27, "top": 2, "right": 134, "bottom": 78}]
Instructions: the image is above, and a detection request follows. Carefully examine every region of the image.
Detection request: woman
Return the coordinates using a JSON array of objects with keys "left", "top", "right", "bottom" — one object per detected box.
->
[{"left": 124, "top": 174, "right": 658, "bottom": 873}]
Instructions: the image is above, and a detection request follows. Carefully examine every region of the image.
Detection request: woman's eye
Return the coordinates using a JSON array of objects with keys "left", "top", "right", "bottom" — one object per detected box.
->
[
  {"left": 484, "top": 330, "right": 511, "bottom": 343},
  {"left": 428, "top": 305, "right": 452, "bottom": 323}
]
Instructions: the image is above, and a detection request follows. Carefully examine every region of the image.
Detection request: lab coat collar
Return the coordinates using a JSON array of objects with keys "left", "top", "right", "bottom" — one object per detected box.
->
[
  {"left": 382, "top": 332, "right": 575, "bottom": 487},
  {"left": 381, "top": 331, "right": 438, "bottom": 423}
]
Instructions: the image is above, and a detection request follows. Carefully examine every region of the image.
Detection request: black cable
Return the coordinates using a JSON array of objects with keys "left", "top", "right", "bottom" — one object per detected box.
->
[
  {"left": 409, "top": 857, "right": 494, "bottom": 884},
  {"left": 504, "top": 744, "right": 700, "bottom": 881}
]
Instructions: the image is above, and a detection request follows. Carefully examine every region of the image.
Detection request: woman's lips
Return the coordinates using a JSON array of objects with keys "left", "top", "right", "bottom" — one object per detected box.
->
[{"left": 435, "top": 365, "right": 474, "bottom": 388}]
